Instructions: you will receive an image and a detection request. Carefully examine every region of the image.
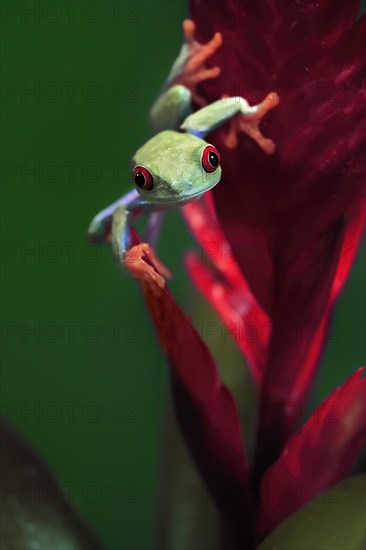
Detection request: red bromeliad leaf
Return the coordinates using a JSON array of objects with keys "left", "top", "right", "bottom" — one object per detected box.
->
[
  {"left": 182, "top": 197, "right": 270, "bottom": 383},
  {"left": 188, "top": 0, "right": 366, "bottom": 471},
  {"left": 185, "top": 252, "right": 268, "bottom": 384},
  {"left": 287, "top": 198, "right": 365, "bottom": 413},
  {"left": 256, "top": 367, "right": 366, "bottom": 541},
  {"left": 140, "top": 275, "right": 254, "bottom": 543}
]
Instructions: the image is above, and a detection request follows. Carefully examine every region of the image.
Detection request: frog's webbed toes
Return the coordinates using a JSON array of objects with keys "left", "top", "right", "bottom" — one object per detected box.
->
[
  {"left": 182, "top": 19, "right": 196, "bottom": 45},
  {"left": 124, "top": 243, "right": 171, "bottom": 296},
  {"left": 174, "top": 19, "right": 222, "bottom": 106},
  {"left": 194, "top": 66, "right": 221, "bottom": 84},
  {"left": 225, "top": 117, "right": 276, "bottom": 154},
  {"left": 143, "top": 245, "right": 172, "bottom": 280},
  {"left": 225, "top": 92, "right": 280, "bottom": 154}
]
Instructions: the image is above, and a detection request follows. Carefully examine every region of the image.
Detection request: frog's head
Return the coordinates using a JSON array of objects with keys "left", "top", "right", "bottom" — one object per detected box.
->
[{"left": 131, "top": 130, "right": 222, "bottom": 205}]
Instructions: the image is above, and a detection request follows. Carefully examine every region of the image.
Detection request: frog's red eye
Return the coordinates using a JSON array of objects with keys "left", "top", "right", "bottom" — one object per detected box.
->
[
  {"left": 133, "top": 166, "right": 154, "bottom": 190},
  {"left": 201, "top": 145, "right": 220, "bottom": 173}
]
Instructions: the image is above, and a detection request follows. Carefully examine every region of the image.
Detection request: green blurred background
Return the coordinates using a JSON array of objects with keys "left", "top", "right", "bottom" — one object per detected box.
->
[{"left": 1, "top": 1, "right": 365, "bottom": 549}]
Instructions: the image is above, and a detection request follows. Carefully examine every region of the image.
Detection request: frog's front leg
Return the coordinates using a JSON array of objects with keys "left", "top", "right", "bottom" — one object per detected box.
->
[
  {"left": 112, "top": 205, "right": 171, "bottom": 297},
  {"left": 181, "top": 93, "right": 280, "bottom": 154},
  {"left": 224, "top": 93, "right": 280, "bottom": 153},
  {"left": 88, "top": 188, "right": 139, "bottom": 244},
  {"left": 150, "top": 19, "right": 222, "bottom": 133}
]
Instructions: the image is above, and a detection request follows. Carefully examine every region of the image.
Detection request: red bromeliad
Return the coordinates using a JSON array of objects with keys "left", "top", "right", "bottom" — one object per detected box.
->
[{"left": 135, "top": 0, "right": 365, "bottom": 547}]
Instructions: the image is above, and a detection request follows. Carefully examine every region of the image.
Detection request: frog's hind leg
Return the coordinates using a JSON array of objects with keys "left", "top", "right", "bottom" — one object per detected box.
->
[
  {"left": 150, "top": 85, "right": 192, "bottom": 134},
  {"left": 172, "top": 19, "right": 222, "bottom": 106},
  {"left": 150, "top": 19, "right": 223, "bottom": 134}
]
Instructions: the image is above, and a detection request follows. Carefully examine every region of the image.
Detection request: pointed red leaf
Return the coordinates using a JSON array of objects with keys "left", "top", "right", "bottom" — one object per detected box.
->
[
  {"left": 135, "top": 245, "right": 253, "bottom": 541},
  {"left": 182, "top": 197, "right": 270, "bottom": 382},
  {"left": 287, "top": 198, "right": 365, "bottom": 410},
  {"left": 186, "top": 1, "right": 365, "bottom": 470},
  {"left": 185, "top": 252, "right": 269, "bottom": 383},
  {"left": 257, "top": 367, "right": 366, "bottom": 540}
]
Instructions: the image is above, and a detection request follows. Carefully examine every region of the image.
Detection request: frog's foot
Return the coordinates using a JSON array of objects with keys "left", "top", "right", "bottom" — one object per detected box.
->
[
  {"left": 225, "top": 92, "right": 280, "bottom": 154},
  {"left": 173, "top": 19, "right": 222, "bottom": 106},
  {"left": 124, "top": 243, "right": 172, "bottom": 297}
]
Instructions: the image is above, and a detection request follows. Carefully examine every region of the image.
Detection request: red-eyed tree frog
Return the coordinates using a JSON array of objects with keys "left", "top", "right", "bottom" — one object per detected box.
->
[{"left": 88, "top": 20, "right": 279, "bottom": 295}]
